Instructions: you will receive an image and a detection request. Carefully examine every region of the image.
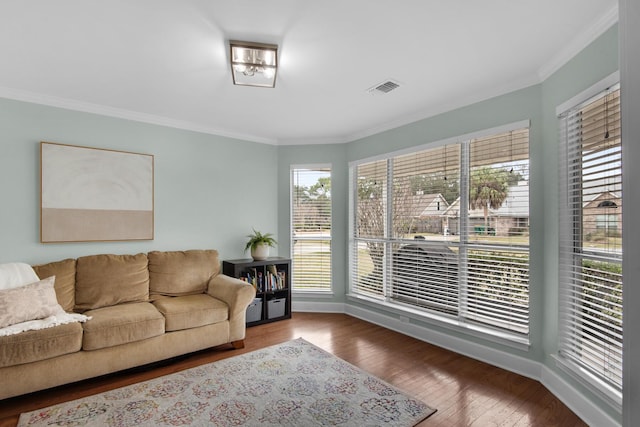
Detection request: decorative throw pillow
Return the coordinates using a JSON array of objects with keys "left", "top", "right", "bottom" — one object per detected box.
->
[{"left": 0, "top": 276, "right": 65, "bottom": 328}]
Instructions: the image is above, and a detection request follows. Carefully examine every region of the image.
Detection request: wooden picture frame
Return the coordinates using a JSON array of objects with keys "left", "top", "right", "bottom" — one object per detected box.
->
[{"left": 40, "top": 142, "right": 154, "bottom": 243}]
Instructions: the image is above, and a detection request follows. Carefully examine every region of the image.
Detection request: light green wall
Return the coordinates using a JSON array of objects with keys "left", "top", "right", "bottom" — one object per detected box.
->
[
  {"left": 346, "top": 85, "right": 541, "bottom": 161},
  {"left": 0, "top": 98, "right": 279, "bottom": 264},
  {"left": 620, "top": 2, "right": 640, "bottom": 425}
]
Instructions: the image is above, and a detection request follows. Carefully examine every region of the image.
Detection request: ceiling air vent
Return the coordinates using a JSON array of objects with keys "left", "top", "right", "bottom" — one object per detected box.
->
[{"left": 367, "top": 79, "right": 401, "bottom": 95}]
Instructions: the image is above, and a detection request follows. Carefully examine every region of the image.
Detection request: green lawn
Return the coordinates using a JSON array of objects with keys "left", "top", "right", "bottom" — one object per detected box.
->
[{"left": 292, "top": 249, "right": 331, "bottom": 289}]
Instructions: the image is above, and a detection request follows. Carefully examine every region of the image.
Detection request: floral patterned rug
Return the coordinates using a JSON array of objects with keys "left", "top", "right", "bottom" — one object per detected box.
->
[{"left": 18, "top": 338, "right": 435, "bottom": 426}]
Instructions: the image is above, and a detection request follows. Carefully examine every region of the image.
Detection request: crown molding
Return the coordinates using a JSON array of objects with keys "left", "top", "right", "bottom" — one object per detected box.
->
[
  {"left": 344, "top": 73, "right": 540, "bottom": 144},
  {"left": 0, "top": 5, "right": 619, "bottom": 148},
  {"left": 0, "top": 86, "right": 278, "bottom": 145},
  {"left": 537, "top": 4, "right": 619, "bottom": 81}
]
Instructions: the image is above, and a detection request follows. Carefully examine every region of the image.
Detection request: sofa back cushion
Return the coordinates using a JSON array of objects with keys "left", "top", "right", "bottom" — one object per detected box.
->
[
  {"left": 75, "top": 253, "right": 149, "bottom": 311},
  {"left": 33, "top": 258, "right": 76, "bottom": 312},
  {"left": 148, "top": 250, "right": 219, "bottom": 297}
]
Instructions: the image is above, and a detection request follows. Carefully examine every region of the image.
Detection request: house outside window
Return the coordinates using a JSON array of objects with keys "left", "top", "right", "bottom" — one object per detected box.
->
[
  {"left": 291, "top": 166, "right": 332, "bottom": 292},
  {"left": 349, "top": 122, "right": 530, "bottom": 343}
]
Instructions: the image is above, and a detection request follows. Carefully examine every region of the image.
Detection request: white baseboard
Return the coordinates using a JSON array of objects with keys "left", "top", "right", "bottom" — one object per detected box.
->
[
  {"left": 540, "top": 364, "right": 620, "bottom": 427},
  {"left": 292, "top": 300, "right": 346, "bottom": 313},
  {"left": 292, "top": 302, "right": 621, "bottom": 427}
]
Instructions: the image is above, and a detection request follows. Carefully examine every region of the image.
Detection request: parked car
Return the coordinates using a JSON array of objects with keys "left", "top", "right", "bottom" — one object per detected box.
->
[{"left": 391, "top": 242, "right": 459, "bottom": 314}]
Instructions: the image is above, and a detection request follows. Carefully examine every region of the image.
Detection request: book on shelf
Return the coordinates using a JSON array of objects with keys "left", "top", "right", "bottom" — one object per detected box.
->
[
  {"left": 265, "top": 265, "right": 286, "bottom": 291},
  {"left": 242, "top": 267, "right": 260, "bottom": 291},
  {"left": 257, "top": 271, "right": 264, "bottom": 291},
  {"left": 239, "top": 265, "right": 286, "bottom": 292}
]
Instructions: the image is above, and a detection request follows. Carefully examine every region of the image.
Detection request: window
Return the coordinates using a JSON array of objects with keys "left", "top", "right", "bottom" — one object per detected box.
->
[
  {"left": 350, "top": 123, "right": 530, "bottom": 342},
  {"left": 558, "top": 85, "right": 622, "bottom": 401},
  {"left": 596, "top": 215, "right": 618, "bottom": 232},
  {"left": 291, "top": 166, "right": 332, "bottom": 292}
]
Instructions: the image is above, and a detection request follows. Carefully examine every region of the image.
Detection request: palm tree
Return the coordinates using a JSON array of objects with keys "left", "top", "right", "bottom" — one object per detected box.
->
[{"left": 469, "top": 167, "right": 510, "bottom": 232}]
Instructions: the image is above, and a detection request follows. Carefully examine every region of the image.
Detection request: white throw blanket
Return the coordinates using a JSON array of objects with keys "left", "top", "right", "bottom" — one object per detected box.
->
[
  {"left": 0, "top": 262, "right": 91, "bottom": 336},
  {"left": 0, "top": 312, "right": 90, "bottom": 337}
]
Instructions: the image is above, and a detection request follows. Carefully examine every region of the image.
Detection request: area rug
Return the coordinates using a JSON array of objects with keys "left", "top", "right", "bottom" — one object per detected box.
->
[{"left": 18, "top": 338, "right": 435, "bottom": 426}]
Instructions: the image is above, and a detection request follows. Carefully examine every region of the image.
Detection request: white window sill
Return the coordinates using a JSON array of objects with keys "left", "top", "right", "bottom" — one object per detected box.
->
[
  {"left": 292, "top": 290, "right": 335, "bottom": 298},
  {"left": 346, "top": 292, "right": 530, "bottom": 352}
]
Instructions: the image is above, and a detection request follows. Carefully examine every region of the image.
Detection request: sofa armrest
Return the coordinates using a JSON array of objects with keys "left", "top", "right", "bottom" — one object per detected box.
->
[{"left": 207, "top": 274, "right": 256, "bottom": 318}]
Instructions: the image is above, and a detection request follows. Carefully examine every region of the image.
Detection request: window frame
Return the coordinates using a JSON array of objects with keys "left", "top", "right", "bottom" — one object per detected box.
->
[
  {"left": 348, "top": 120, "right": 531, "bottom": 347},
  {"left": 290, "top": 164, "right": 333, "bottom": 295},
  {"left": 556, "top": 75, "right": 623, "bottom": 410}
]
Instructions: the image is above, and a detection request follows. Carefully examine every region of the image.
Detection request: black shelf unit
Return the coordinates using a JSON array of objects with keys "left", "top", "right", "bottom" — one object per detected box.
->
[{"left": 222, "top": 257, "right": 291, "bottom": 326}]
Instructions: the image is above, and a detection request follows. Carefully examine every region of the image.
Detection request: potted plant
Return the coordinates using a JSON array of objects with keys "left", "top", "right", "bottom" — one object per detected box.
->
[{"left": 244, "top": 229, "right": 277, "bottom": 260}]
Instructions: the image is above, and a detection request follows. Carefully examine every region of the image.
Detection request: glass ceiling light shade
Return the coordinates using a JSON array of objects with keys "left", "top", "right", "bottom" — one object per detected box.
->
[{"left": 230, "top": 40, "right": 278, "bottom": 88}]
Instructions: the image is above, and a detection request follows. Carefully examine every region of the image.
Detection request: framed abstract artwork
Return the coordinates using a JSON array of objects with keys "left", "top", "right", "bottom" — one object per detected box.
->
[{"left": 40, "top": 142, "right": 154, "bottom": 243}]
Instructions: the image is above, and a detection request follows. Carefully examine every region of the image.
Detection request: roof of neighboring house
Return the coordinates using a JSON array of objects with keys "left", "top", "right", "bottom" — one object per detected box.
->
[
  {"left": 582, "top": 191, "right": 621, "bottom": 208},
  {"left": 408, "top": 193, "right": 449, "bottom": 218},
  {"left": 415, "top": 193, "right": 449, "bottom": 217}
]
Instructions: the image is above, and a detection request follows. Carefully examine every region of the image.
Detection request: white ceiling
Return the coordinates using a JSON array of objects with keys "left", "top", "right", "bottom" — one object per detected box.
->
[{"left": 0, "top": 1, "right": 618, "bottom": 145}]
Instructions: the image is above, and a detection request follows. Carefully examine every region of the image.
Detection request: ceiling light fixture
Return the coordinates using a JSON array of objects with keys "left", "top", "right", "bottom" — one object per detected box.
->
[{"left": 229, "top": 40, "right": 278, "bottom": 88}]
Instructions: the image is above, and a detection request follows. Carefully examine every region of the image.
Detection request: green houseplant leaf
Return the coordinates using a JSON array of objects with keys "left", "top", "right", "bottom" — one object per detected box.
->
[{"left": 244, "top": 228, "right": 278, "bottom": 252}]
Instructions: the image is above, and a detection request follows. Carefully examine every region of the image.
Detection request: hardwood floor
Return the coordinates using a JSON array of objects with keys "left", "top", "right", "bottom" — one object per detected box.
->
[{"left": 0, "top": 313, "right": 586, "bottom": 426}]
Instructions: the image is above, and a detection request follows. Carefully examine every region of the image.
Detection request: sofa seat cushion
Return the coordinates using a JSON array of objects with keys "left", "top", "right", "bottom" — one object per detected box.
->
[
  {"left": 0, "top": 322, "right": 82, "bottom": 367},
  {"left": 82, "top": 302, "right": 164, "bottom": 351},
  {"left": 152, "top": 294, "right": 228, "bottom": 332}
]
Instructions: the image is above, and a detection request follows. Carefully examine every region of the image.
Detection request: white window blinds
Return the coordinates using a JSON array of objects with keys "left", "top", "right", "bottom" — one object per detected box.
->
[
  {"left": 558, "top": 86, "right": 623, "bottom": 396},
  {"left": 291, "top": 167, "right": 332, "bottom": 292},
  {"left": 351, "top": 124, "right": 530, "bottom": 341},
  {"left": 390, "top": 145, "right": 461, "bottom": 315},
  {"left": 352, "top": 160, "right": 387, "bottom": 297},
  {"left": 465, "top": 129, "right": 530, "bottom": 335}
]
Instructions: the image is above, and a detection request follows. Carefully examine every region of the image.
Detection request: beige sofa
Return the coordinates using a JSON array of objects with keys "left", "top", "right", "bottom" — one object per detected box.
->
[{"left": 0, "top": 249, "right": 256, "bottom": 400}]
